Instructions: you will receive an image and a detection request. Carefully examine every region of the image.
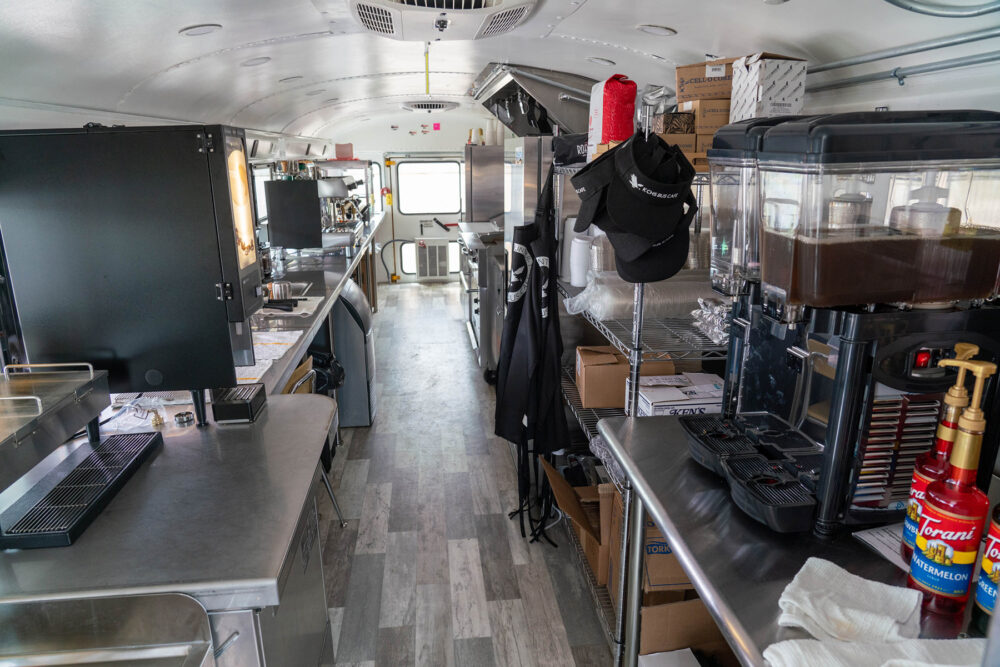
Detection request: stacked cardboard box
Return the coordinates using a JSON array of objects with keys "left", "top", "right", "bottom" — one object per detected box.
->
[
  {"left": 607, "top": 489, "right": 735, "bottom": 659},
  {"left": 576, "top": 346, "right": 675, "bottom": 409},
  {"left": 674, "top": 57, "right": 738, "bottom": 172}
]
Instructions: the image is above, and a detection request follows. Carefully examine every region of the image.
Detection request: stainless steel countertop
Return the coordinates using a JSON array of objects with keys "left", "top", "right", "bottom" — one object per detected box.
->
[
  {"left": 254, "top": 211, "right": 383, "bottom": 394},
  {"left": 0, "top": 395, "right": 336, "bottom": 612},
  {"left": 596, "top": 416, "right": 962, "bottom": 667}
]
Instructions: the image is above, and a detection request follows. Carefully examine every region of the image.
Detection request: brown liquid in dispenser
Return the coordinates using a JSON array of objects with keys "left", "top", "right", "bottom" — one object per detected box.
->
[{"left": 761, "top": 230, "right": 1000, "bottom": 307}]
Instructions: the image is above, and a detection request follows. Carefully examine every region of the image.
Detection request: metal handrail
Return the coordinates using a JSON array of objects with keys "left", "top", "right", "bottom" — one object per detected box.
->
[
  {"left": 289, "top": 368, "right": 317, "bottom": 394},
  {"left": 808, "top": 49, "right": 1000, "bottom": 92},
  {"left": 809, "top": 26, "right": 1000, "bottom": 73}
]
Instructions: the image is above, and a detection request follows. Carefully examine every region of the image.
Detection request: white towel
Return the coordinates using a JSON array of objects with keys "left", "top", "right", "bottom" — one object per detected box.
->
[
  {"left": 778, "top": 557, "right": 921, "bottom": 642},
  {"left": 763, "top": 637, "right": 986, "bottom": 667}
]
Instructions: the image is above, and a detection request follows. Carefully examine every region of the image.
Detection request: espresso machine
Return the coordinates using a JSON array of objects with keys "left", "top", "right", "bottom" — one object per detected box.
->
[{"left": 685, "top": 111, "right": 1000, "bottom": 535}]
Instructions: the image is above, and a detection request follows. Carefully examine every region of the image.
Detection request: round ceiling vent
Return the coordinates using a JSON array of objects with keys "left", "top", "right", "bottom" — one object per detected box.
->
[{"left": 402, "top": 100, "right": 461, "bottom": 112}]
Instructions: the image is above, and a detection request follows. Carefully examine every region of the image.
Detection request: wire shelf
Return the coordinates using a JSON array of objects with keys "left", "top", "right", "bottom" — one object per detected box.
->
[
  {"left": 581, "top": 310, "right": 728, "bottom": 362},
  {"left": 561, "top": 367, "right": 625, "bottom": 442},
  {"left": 556, "top": 280, "right": 583, "bottom": 299}
]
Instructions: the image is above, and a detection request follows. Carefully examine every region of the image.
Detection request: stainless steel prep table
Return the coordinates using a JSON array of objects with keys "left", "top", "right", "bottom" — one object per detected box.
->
[
  {"left": 256, "top": 212, "right": 383, "bottom": 394},
  {"left": 0, "top": 394, "right": 337, "bottom": 666},
  {"left": 596, "top": 415, "right": 963, "bottom": 667}
]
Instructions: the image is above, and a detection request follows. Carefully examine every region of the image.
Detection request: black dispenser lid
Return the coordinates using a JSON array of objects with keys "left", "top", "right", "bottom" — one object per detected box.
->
[
  {"left": 707, "top": 116, "right": 811, "bottom": 161},
  {"left": 757, "top": 110, "right": 1000, "bottom": 165}
]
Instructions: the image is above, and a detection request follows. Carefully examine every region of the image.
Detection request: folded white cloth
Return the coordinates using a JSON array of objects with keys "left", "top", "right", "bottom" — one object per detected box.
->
[
  {"left": 778, "top": 557, "right": 921, "bottom": 642},
  {"left": 763, "top": 637, "right": 986, "bottom": 667}
]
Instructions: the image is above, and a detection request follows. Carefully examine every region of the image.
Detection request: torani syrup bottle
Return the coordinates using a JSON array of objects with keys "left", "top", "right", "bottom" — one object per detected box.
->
[
  {"left": 901, "top": 344, "right": 979, "bottom": 561},
  {"left": 907, "top": 360, "right": 996, "bottom": 615},
  {"left": 973, "top": 505, "right": 1000, "bottom": 634}
]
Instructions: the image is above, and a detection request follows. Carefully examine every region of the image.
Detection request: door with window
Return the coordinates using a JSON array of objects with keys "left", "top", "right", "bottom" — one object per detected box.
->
[{"left": 380, "top": 158, "right": 464, "bottom": 283}]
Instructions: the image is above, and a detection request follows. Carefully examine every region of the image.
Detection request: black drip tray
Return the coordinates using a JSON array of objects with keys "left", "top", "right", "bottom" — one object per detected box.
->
[
  {"left": 0, "top": 432, "right": 162, "bottom": 549},
  {"left": 679, "top": 415, "right": 757, "bottom": 475}
]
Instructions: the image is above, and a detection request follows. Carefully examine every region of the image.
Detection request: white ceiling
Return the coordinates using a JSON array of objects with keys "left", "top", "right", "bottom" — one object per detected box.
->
[{"left": 0, "top": 0, "right": 998, "bottom": 147}]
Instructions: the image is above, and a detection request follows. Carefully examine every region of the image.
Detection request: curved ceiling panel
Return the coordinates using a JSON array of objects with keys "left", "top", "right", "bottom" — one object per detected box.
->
[{"left": 0, "top": 0, "right": 997, "bottom": 141}]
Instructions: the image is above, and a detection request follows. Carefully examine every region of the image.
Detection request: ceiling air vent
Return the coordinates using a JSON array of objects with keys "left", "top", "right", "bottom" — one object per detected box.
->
[
  {"left": 355, "top": 3, "right": 397, "bottom": 36},
  {"left": 402, "top": 100, "right": 461, "bottom": 112},
  {"left": 476, "top": 5, "right": 529, "bottom": 38},
  {"left": 386, "top": 0, "right": 501, "bottom": 7},
  {"left": 348, "top": 0, "right": 535, "bottom": 40}
]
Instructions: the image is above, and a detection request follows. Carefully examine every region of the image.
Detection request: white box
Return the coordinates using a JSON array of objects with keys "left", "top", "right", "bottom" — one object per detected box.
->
[
  {"left": 587, "top": 78, "right": 607, "bottom": 162},
  {"left": 729, "top": 52, "right": 807, "bottom": 123},
  {"left": 625, "top": 373, "right": 724, "bottom": 417}
]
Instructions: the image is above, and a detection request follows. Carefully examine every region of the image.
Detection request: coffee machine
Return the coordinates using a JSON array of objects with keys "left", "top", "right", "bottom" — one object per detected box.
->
[{"left": 685, "top": 112, "right": 1000, "bottom": 535}]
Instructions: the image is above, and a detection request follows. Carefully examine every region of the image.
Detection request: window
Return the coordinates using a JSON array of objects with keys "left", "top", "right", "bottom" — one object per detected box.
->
[
  {"left": 397, "top": 161, "right": 462, "bottom": 215},
  {"left": 399, "top": 241, "right": 461, "bottom": 274}
]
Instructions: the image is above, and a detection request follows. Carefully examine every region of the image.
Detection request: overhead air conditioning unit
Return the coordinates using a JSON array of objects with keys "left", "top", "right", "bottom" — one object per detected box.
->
[
  {"left": 401, "top": 100, "right": 461, "bottom": 113},
  {"left": 349, "top": 0, "right": 536, "bottom": 41},
  {"left": 415, "top": 237, "right": 451, "bottom": 281}
]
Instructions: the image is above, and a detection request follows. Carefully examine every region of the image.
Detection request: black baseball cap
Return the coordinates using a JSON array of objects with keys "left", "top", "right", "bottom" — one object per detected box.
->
[
  {"left": 570, "top": 147, "right": 618, "bottom": 232},
  {"left": 599, "top": 132, "right": 699, "bottom": 283},
  {"left": 606, "top": 134, "right": 695, "bottom": 241}
]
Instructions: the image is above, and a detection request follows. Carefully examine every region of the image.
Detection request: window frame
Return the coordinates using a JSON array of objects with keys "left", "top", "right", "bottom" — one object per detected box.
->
[{"left": 396, "top": 160, "right": 463, "bottom": 216}]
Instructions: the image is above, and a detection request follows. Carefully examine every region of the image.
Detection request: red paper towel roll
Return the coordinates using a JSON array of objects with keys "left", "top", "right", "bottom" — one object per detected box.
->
[{"left": 599, "top": 74, "right": 636, "bottom": 142}]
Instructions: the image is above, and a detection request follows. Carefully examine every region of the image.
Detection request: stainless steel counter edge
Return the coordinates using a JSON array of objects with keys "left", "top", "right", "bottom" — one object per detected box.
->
[
  {"left": 259, "top": 211, "right": 384, "bottom": 394},
  {"left": 597, "top": 416, "right": 764, "bottom": 667},
  {"left": 0, "top": 396, "right": 337, "bottom": 612}
]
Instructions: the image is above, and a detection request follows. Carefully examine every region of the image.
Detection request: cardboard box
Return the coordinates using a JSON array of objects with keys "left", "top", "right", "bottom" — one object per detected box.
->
[
  {"left": 677, "top": 100, "right": 732, "bottom": 134},
  {"left": 606, "top": 488, "right": 732, "bottom": 660},
  {"left": 675, "top": 57, "right": 738, "bottom": 103},
  {"left": 690, "top": 152, "right": 709, "bottom": 173},
  {"left": 592, "top": 140, "right": 623, "bottom": 160},
  {"left": 627, "top": 373, "right": 725, "bottom": 417},
  {"left": 659, "top": 133, "right": 696, "bottom": 155},
  {"left": 695, "top": 134, "right": 715, "bottom": 153},
  {"left": 576, "top": 346, "right": 676, "bottom": 409},
  {"left": 540, "top": 459, "right": 613, "bottom": 585},
  {"left": 640, "top": 597, "right": 732, "bottom": 658},
  {"left": 729, "top": 52, "right": 807, "bottom": 123},
  {"left": 652, "top": 113, "right": 695, "bottom": 135},
  {"left": 608, "top": 487, "right": 693, "bottom": 606},
  {"left": 334, "top": 143, "right": 354, "bottom": 160},
  {"left": 638, "top": 649, "right": 701, "bottom": 667}
]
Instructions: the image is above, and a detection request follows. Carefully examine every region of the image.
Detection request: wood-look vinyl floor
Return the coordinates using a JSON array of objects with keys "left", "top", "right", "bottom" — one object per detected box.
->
[{"left": 318, "top": 283, "right": 610, "bottom": 666}]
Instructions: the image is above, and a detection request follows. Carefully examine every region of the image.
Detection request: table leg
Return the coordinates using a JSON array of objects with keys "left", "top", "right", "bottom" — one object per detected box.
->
[
  {"left": 614, "top": 484, "right": 632, "bottom": 666},
  {"left": 624, "top": 487, "right": 645, "bottom": 666}
]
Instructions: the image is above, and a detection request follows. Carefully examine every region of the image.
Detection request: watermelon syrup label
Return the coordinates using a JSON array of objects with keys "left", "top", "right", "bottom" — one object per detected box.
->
[
  {"left": 903, "top": 470, "right": 933, "bottom": 550},
  {"left": 910, "top": 506, "right": 981, "bottom": 600},
  {"left": 975, "top": 520, "right": 1000, "bottom": 615}
]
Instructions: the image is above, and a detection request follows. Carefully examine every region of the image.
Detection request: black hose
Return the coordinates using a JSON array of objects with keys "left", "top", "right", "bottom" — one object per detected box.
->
[{"left": 379, "top": 239, "right": 412, "bottom": 278}]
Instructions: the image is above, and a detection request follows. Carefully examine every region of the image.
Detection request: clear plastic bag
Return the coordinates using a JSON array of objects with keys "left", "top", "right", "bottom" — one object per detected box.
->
[
  {"left": 564, "top": 270, "right": 717, "bottom": 320},
  {"left": 690, "top": 297, "right": 732, "bottom": 345}
]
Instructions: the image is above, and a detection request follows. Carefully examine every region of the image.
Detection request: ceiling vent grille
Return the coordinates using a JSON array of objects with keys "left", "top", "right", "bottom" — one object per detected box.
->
[
  {"left": 477, "top": 5, "right": 529, "bottom": 38},
  {"left": 356, "top": 3, "right": 396, "bottom": 35},
  {"left": 386, "top": 0, "right": 500, "bottom": 7},
  {"left": 402, "top": 100, "right": 460, "bottom": 112}
]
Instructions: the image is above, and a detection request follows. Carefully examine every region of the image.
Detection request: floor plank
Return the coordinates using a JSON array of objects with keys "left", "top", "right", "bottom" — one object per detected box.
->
[
  {"left": 323, "top": 520, "right": 359, "bottom": 608},
  {"left": 337, "top": 553, "right": 385, "bottom": 664},
  {"left": 475, "top": 514, "right": 521, "bottom": 602},
  {"left": 571, "top": 644, "right": 613, "bottom": 666},
  {"left": 454, "top": 637, "right": 497, "bottom": 667},
  {"left": 375, "top": 626, "right": 415, "bottom": 667},
  {"left": 415, "top": 583, "right": 454, "bottom": 667},
  {"left": 448, "top": 538, "right": 492, "bottom": 639},
  {"left": 516, "top": 562, "right": 576, "bottom": 667},
  {"left": 416, "top": 477, "right": 449, "bottom": 585},
  {"left": 388, "top": 465, "right": 420, "bottom": 532},
  {"left": 328, "top": 607, "right": 344, "bottom": 663},
  {"left": 336, "top": 459, "right": 371, "bottom": 521},
  {"left": 444, "top": 472, "right": 477, "bottom": 540},
  {"left": 379, "top": 531, "right": 418, "bottom": 628},
  {"left": 540, "top": 529, "right": 608, "bottom": 647},
  {"left": 488, "top": 599, "right": 535, "bottom": 667},
  {"left": 355, "top": 482, "right": 392, "bottom": 555}
]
